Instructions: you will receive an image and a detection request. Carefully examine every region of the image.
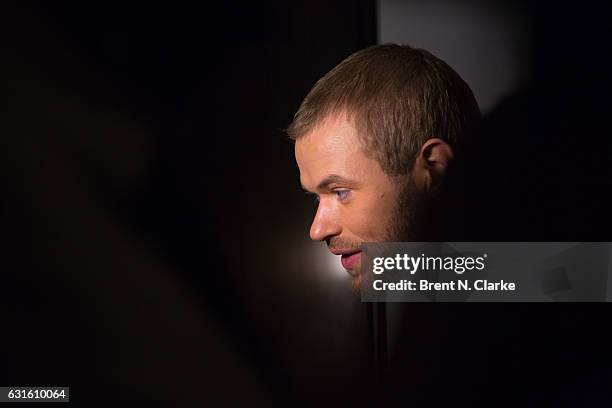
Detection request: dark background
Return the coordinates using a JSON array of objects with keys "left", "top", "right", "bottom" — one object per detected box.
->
[{"left": 1, "top": 0, "right": 610, "bottom": 406}]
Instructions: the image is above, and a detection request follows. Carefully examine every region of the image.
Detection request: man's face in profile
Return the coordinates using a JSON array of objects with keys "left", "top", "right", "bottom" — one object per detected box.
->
[{"left": 295, "top": 112, "right": 425, "bottom": 289}]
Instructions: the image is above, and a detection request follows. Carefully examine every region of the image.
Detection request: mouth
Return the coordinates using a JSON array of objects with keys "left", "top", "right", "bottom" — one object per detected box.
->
[{"left": 335, "top": 250, "right": 362, "bottom": 272}]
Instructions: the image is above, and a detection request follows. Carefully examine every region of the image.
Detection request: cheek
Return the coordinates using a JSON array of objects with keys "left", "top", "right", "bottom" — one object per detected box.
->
[{"left": 343, "top": 191, "right": 399, "bottom": 240}]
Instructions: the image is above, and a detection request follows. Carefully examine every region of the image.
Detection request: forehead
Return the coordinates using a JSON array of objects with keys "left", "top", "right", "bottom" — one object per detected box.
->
[
  {"left": 294, "top": 113, "right": 373, "bottom": 188},
  {"left": 296, "top": 113, "right": 362, "bottom": 155}
]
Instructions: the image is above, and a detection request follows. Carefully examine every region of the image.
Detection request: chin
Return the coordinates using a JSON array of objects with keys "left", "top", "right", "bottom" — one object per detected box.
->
[{"left": 351, "top": 273, "right": 362, "bottom": 294}]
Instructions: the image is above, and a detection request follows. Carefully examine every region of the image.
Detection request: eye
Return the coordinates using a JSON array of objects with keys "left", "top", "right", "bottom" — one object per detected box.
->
[{"left": 334, "top": 189, "right": 351, "bottom": 201}]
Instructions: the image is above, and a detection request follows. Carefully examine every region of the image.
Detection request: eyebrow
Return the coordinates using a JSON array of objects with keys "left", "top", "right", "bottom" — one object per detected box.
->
[{"left": 301, "top": 174, "right": 360, "bottom": 193}]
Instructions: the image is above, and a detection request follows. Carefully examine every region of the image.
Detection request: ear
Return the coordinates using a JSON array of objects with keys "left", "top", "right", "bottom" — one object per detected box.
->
[{"left": 412, "top": 138, "right": 454, "bottom": 195}]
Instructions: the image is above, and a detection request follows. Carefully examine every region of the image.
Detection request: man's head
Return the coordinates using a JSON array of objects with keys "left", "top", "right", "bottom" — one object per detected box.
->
[{"left": 289, "top": 44, "right": 480, "bottom": 288}]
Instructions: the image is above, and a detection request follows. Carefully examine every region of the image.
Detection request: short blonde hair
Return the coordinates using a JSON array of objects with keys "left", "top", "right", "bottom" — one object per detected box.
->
[{"left": 287, "top": 43, "right": 480, "bottom": 175}]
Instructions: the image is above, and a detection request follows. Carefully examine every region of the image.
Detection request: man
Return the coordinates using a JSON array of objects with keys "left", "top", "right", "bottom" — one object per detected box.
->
[{"left": 288, "top": 44, "right": 480, "bottom": 290}]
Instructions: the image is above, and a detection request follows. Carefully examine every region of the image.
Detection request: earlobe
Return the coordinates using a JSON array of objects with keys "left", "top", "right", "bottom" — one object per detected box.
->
[{"left": 416, "top": 138, "right": 454, "bottom": 194}]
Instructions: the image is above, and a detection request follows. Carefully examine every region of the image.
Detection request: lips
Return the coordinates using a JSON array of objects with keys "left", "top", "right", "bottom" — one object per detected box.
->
[{"left": 340, "top": 251, "right": 362, "bottom": 271}]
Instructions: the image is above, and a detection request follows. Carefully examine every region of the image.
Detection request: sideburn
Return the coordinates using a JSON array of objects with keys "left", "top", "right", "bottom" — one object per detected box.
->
[{"left": 386, "top": 175, "right": 430, "bottom": 242}]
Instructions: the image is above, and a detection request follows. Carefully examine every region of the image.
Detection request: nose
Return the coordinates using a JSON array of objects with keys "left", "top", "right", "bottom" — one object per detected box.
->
[{"left": 309, "top": 201, "right": 341, "bottom": 241}]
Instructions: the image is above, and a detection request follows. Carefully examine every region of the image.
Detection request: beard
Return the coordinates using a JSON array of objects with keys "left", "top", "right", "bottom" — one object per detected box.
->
[
  {"left": 342, "top": 175, "right": 430, "bottom": 293},
  {"left": 327, "top": 236, "right": 361, "bottom": 254},
  {"left": 385, "top": 174, "right": 430, "bottom": 242}
]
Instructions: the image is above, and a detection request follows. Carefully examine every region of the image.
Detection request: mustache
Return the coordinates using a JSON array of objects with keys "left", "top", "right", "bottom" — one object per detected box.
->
[{"left": 327, "top": 237, "right": 362, "bottom": 252}]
